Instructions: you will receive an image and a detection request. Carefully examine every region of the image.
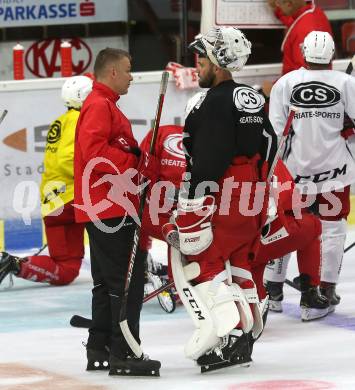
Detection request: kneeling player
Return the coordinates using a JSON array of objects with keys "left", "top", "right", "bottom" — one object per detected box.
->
[{"left": 253, "top": 160, "right": 329, "bottom": 321}]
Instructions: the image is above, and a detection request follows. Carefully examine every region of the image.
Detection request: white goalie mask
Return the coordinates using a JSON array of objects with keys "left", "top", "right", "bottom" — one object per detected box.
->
[
  {"left": 302, "top": 31, "right": 335, "bottom": 64},
  {"left": 61, "top": 75, "right": 93, "bottom": 109},
  {"left": 189, "top": 27, "right": 252, "bottom": 72}
]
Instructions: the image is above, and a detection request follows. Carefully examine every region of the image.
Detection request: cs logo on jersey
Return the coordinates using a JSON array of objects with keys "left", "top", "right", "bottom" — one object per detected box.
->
[
  {"left": 291, "top": 82, "right": 340, "bottom": 108},
  {"left": 233, "top": 86, "right": 265, "bottom": 113},
  {"left": 163, "top": 134, "right": 185, "bottom": 159}
]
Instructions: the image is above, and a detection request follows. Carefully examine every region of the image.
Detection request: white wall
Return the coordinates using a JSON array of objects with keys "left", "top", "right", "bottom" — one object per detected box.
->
[{"left": 0, "top": 59, "right": 351, "bottom": 221}]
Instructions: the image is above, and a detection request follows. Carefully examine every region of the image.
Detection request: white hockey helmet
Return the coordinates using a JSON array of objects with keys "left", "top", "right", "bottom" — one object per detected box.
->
[
  {"left": 61, "top": 75, "right": 93, "bottom": 109},
  {"left": 302, "top": 31, "right": 335, "bottom": 64},
  {"left": 188, "top": 26, "right": 252, "bottom": 71}
]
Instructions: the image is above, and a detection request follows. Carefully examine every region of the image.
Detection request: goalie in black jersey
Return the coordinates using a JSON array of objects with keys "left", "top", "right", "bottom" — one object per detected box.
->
[{"left": 166, "top": 27, "right": 278, "bottom": 372}]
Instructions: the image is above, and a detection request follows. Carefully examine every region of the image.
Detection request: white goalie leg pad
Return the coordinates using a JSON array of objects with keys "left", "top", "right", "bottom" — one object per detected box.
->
[
  {"left": 264, "top": 253, "right": 291, "bottom": 283},
  {"left": 231, "top": 266, "right": 263, "bottom": 339},
  {"left": 171, "top": 247, "right": 240, "bottom": 360},
  {"left": 321, "top": 219, "right": 347, "bottom": 284}
]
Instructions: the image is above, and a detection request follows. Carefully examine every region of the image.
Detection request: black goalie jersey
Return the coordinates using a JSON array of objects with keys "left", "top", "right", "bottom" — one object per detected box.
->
[{"left": 183, "top": 80, "right": 277, "bottom": 194}]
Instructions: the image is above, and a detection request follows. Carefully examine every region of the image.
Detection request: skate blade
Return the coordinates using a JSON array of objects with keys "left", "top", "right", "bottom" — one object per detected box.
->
[
  {"left": 200, "top": 359, "right": 252, "bottom": 373},
  {"left": 109, "top": 367, "right": 160, "bottom": 377},
  {"left": 301, "top": 307, "right": 329, "bottom": 322}
]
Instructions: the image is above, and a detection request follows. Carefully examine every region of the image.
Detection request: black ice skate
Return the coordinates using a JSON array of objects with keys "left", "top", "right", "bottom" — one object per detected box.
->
[
  {"left": 265, "top": 280, "right": 284, "bottom": 312},
  {"left": 109, "top": 353, "right": 161, "bottom": 377},
  {"left": 0, "top": 252, "right": 23, "bottom": 285},
  {"left": 86, "top": 347, "right": 110, "bottom": 371},
  {"left": 320, "top": 282, "right": 341, "bottom": 313},
  {"left": 197, "top": 330, "right": 252, "bottom": 373},
  {"left": 299, "top": 274, "right": 329, "bottom": 321}
]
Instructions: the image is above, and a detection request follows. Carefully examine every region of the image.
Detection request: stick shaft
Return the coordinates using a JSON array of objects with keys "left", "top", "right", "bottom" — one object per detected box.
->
[
  {"left": 267, "top": 106, "right": 297, "bottom": 182},
  {"left": 119, "top": 71, "right": 169, "bottom": 358},
  {"left": 0, "top": 110, "right": 8, "bottom": 125}
]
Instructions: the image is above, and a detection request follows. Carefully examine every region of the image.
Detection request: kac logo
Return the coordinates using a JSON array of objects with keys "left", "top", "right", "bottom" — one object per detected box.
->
[
  {"left": 25, "top": 38, "right": 92, "bottom": 78},
  {"left": 233, "top": 86, "right": 265, "bottom": 113},
  {"left": 290, "top": 82, "right": 341, "bottom": 108}
]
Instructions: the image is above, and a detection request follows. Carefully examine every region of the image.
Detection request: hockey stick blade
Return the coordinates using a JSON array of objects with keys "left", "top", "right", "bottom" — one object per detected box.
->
[
  {"left": 70, "top": 280, "right": 176, "bottom": 329},
  {"left": 70, "top": 315, "right": 92, "bottom": 328}
]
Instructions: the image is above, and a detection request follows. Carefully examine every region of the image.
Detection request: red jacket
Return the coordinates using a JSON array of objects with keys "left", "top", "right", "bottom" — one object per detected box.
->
[
  {"left": 275, "top": 4, "right": 332, "bottom": 75},
  {"left": 74, "top": 81, "right": 139, "bottom": 223}
]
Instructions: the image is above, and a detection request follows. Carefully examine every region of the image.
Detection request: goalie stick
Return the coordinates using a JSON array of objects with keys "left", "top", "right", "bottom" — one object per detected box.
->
[{"left": 119, "top": 71, "right": 169, "bottom": 358}]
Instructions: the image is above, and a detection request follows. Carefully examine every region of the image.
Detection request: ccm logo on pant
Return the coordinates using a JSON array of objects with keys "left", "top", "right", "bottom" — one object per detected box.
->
[
  {"left": 183, "top": 288, "right": 205, "bottom": 320},
  {"left": 295, "top": 164, "right": 347, "bottom": 183}
]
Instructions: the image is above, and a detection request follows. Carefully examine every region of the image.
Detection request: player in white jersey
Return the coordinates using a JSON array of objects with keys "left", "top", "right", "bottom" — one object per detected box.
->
[{"left": 266, "top": 31, "right": 355, "bottom": 313}]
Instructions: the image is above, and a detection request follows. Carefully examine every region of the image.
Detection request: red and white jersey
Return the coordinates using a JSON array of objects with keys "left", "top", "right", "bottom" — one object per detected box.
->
[
  {"left": 270, "top": 67, "right": 355, "bottom": 194},
  {"left": 140, "top": 125, "right": 186, "bottom": 187}
]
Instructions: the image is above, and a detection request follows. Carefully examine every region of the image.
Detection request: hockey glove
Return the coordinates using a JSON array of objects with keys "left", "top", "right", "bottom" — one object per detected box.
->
[
  {"left": 110, "top": 135, "right": 141, "bottom": 156},
  {"left": 174, "top": 194, "right": 215, "bottom": 255}
]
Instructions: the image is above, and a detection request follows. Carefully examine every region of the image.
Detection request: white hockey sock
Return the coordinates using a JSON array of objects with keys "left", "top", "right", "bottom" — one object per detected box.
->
[
  {"left": 263, "top": 253, "right": 291, "bottom": 283},
  {"left": 321, "top": 219, "right": 347, "bottom": 284}
]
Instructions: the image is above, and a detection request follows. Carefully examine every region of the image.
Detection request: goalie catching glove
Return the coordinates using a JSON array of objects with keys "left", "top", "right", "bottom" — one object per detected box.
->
[{"left": 174, "top": 194, "right": 216, "bottom": 255}]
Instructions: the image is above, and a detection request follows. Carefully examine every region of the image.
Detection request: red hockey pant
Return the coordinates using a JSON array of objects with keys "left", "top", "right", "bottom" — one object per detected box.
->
[
  {"left": 251, "top": 211, "right": 322, "bottom": 299},
  {"left": 19, "top": 202, "right": 85, "bottom": 285}
]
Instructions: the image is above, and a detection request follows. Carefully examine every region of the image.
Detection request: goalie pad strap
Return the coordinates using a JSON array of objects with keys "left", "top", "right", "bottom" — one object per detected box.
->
[{"left": 231, "top": 266, "right": 263, "bottom": 339}]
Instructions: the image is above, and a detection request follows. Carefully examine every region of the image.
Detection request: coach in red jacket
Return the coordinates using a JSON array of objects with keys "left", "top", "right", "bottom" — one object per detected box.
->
[
  {"left": 74, "top": 48, "right": 160, "bottom": 375},
  {"left": 263, "top": 0, "right": 332, "bottom": 95}
]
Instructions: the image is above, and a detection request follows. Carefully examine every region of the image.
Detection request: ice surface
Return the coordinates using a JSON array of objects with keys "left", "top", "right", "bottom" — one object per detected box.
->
[{"left": 1, "top": 230, "right": 355, "bottom": 389}]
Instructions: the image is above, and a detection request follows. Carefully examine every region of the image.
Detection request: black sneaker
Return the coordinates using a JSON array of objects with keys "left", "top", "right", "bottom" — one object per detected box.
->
[
  {"left": 0, "top": 252, "right": 22, "bottom": 284},
  {"left": 109, "top": 353, "right": 161, "bottom": 377},
  {"left": 86, "top": 348, "right": 110, "bottom": 371},
  {"left": 320, "top": 282, "right": 341, "bottom": 313},
  {"left": 197, "top": 330, "right": 252, "bottom": 373},
  {"left": 265, "top": 281, "right": 284, "bottom": 312},
  {"left": 299, "top": 274, "right": 329, "bottom": 321}
]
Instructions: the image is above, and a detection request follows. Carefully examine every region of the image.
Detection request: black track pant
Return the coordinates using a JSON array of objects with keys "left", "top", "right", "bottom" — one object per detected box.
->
[{"left": 86, "top": 216, "right": 145, "bottom": 358}]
